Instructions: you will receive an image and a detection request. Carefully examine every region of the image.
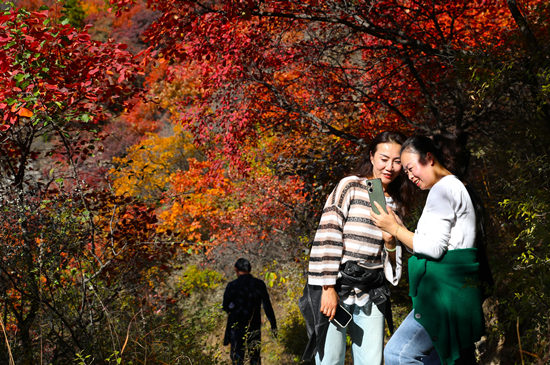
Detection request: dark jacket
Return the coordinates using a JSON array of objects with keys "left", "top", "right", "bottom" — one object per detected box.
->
[
  {"left": 298, "top": 284, "right": 329, "bottom": 362},
  {"left": 299, "top": 276, "right": 392, "bottom": 362},
  {"left": 223, "top": 274, "right": 277, "bottom": 345}
]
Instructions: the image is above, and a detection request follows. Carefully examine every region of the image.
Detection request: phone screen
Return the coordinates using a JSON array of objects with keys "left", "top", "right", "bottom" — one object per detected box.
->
[{"left": 332, "top": 304, "right": 352, "bottom": 328}]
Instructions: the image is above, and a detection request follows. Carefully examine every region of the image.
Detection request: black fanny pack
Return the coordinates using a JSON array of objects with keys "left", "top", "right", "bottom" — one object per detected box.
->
[
  {"left": 337, "top": 260, "right": 385, "bottom": 293},
  {"left": 336, "top": 260, "right": 394, "bottom": 332}
]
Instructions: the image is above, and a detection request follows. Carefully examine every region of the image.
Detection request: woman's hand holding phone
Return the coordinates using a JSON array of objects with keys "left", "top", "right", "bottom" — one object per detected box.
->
[
  {"left": 320, "top": 285, "right": 339, "bottom": 321},
  {"left": 371, "top": 201, "right": 398, "bottom": 234},
  {"left": 372, "top": 202, "right": 414, "bottom": 250}
]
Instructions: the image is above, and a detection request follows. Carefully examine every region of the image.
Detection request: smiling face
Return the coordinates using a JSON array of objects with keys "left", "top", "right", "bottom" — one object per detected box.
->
[
  {"left": 401, "top": 151, "right": 436, "bottom": 190},
  {"left": 370, "top": 142, "right": 403, "bottom": 188}
]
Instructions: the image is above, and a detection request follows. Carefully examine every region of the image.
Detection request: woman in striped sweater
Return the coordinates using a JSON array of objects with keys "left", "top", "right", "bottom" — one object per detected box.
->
[{"left": 307, "top": 131, "right": 415, "bottom": 365}]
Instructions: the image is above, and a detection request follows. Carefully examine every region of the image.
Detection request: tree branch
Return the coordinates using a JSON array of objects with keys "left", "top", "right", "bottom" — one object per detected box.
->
[{"left": 506, "top": 0, "right": 540, "bottom": 54}]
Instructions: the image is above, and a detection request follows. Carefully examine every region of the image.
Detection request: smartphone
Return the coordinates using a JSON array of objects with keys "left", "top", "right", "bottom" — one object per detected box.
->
[
  {"left": 366, "top": 178, "right": 387, "bottom": 214},
  {"left": 331, "top": 304, "right": 352, "bottom": 328}
]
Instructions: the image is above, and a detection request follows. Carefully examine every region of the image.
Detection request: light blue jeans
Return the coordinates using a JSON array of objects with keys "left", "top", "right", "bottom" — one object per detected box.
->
[
  {"left": 315, "top": 303, "right": 385, "bottom": 365},
  {"left": 384, "top": 310, "right": 440, "bottom": 365}
]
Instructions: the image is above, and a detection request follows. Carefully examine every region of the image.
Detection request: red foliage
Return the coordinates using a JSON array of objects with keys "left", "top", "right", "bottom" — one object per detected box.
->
[
  {"left": 105, "top": 0, "right": 549, "bottom": 168},
  {"left": 159, "top": 155, "right": 307, "bottom": 252},
  {"left": 0, "top": 7, "right": 141, "bottom": 132}
]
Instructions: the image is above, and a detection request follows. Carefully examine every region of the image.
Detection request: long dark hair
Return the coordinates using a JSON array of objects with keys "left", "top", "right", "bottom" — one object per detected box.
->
[{"left": 354, "top": 131, "right": 416, "bottom": 217}]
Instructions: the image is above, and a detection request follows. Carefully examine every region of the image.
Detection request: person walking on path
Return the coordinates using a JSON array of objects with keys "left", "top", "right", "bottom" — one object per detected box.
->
[
  {"left": 223, "top": 258, "right": 277, "bottom": 365},
  {"left": 371, "top": 134, "right": 492, "bottom": 365},
  {"left": 300, "top": 131, "right": 415, "bottom": 365}
]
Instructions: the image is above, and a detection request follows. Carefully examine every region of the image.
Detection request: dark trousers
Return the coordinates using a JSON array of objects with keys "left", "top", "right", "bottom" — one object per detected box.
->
[{"left": 229, "top": 328, "right": 261, "bottom": 365}]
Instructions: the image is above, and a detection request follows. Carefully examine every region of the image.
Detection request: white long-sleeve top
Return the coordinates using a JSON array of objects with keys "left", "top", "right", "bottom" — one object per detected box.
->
[{"left": 413, "top": 175, "right": 476, "bottom": 259}]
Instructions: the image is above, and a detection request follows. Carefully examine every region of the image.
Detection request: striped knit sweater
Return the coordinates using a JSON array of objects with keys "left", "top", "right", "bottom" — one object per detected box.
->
[{"left": 307, "top": 176, "right": 403, "bottom": 306}]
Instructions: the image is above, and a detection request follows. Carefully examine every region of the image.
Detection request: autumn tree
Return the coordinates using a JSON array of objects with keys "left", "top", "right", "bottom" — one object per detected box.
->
[
  {"left": 0, "top": 4, "right": 176, "bottom": 363},
  {"left": 110, "top": 72, "right": 310, "bottom": 264},
  {"left": 110, "top": 125, "right": 200, "bottom": 201},
  {"left": 462, "top": 4, "right": 550, "bottom": 360}
]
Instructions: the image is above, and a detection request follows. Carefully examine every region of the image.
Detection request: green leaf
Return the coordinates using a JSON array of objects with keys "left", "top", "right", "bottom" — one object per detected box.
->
[{"left": 4, "top": 41, "right": 16, "bottom": 49}]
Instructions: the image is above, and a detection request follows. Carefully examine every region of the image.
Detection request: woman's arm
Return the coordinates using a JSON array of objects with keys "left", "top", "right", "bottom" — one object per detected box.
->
[
  {"left": 307, "top": 179, "right": 353, "bottom": 319},
  {"left": 371, "top": 201, "right": 415, "bottom": 251},
  {"left": 373, "top": 180, "right": 460, "bottom": 259},
  {"left": 381, "top": 214, "right": 404, "bottom": 285},
  {"left": 392, "top": 222, "right": 415, "bottom": 250},
  {"left": 382, "top": 230, "right": 397, "bottom": 262}
]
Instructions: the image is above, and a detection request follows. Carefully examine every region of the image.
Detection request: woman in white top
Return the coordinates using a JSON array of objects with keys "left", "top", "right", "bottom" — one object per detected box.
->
[{"left": 371, "top": 135, "right": 488, "bottom": 365}]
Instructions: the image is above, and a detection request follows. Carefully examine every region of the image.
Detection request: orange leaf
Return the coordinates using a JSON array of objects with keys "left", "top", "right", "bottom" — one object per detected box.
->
[{"left": 18, "top": 107, "right": 33, "bottom": 118}]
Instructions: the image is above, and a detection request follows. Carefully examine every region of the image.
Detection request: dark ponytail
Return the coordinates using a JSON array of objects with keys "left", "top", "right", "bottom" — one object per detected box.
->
[
  {"left": 432, "top": 132, "right": 470, "bottom": 181},
  {"left": 465, "top": 185, "right": 494, "bottom": 299}
]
